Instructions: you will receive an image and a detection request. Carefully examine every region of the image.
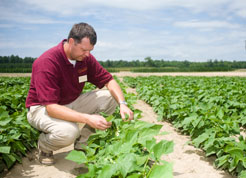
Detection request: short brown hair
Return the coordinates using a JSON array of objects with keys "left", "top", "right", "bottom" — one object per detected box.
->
[{"left": 68, "top": 22, "right": 97, "bottom": 45}]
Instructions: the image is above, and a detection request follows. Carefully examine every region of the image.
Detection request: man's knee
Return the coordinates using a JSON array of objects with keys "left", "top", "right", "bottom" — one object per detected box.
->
[
  {"left": 52, "top": 124, "right": 80, "bottom": 146},
  {"left": 99, "top": 90, "right": 118, "bottom": 114}
]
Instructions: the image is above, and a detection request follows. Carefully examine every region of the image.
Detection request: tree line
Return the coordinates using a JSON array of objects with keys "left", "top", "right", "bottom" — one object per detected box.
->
[{"left": 0, "top": 55, "right": 246, "bottom": 73}]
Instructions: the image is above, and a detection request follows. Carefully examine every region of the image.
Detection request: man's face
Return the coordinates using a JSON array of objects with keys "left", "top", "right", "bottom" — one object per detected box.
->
[{"left": 69, "top": 37, "right": 94, "bottom": 61}]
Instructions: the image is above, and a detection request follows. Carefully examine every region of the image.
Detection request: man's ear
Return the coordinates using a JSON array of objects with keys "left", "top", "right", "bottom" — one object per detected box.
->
[{"left": 68, "top": 38, "right": 74, "bottom": 45}]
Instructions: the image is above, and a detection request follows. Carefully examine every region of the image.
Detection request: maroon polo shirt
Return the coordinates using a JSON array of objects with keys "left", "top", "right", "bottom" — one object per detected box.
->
[{"left": 25, "top": 40, "right": 113, "bottom": 108}]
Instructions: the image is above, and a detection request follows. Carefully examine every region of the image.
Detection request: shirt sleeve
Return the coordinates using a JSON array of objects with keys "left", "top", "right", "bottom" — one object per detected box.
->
[
  {"left": 33, "top": 70, "right": 61, "bottom": 105},
  {"left": 87, "top": 54, "right": 113, "bottom": 88}
]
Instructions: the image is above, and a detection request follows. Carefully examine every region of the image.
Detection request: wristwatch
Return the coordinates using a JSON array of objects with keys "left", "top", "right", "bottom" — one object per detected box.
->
[{"left": 119, "top": 101, "right": 128, "bottom": 105}]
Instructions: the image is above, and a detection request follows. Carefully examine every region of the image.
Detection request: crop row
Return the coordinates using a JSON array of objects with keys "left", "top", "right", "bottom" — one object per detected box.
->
[
  {"left": 123, "top": 76, "right": 246, "bottom": 178},
  {"left": 0, "top": 77, "right": 39, "bottom": 173}
]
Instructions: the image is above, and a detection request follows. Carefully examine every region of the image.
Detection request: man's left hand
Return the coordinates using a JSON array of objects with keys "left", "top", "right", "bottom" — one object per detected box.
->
[{"left": 120, "top": 104, "right": 134, "bottom": 121}]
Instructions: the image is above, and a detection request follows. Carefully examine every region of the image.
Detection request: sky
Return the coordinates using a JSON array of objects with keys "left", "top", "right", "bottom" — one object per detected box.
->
[{"left": 0, "top": 0, "right": 246, "bottom": 62}]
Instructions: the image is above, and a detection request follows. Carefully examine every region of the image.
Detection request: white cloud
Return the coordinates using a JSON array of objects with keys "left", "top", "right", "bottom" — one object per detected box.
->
[
  {"left": 237, "top": 10, "right": 246, "bottom": 18},
  {"left": 92, "top": 23, "right": 246, "bottom": 61},
  {"left": 227, "top": 0, "right": 246, "bottom": 18},
  {"left": 2, "top": 0, "right": 245, "bottom": 26},
  {"left": 0, "top": 5, "right": 70, "bottom": 25},
  {"left": 0, "top": 41, "right": 56, "bottom": 49},
  {"left": 174, "top": 20, "right": 241, "bottom": 29},
  {"left": 1, "top": 0, "right": 246, "bottom": 61},
  {"left": 20, "top": 0, "right": 246, "bottom": 18},
  {"left": 0, "top": 24, "right": 14, "bottom": 28}
]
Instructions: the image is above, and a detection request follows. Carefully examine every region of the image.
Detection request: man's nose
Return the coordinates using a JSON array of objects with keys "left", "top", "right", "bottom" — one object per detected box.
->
[{"left": 85, "top": 51, "right": 90, "bottom": 57}]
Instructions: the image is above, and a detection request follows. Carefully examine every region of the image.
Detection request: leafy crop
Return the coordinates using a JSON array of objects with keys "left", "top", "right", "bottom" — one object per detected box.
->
[
  {"left": 124, "top": 76, "right": 246, "bottom": 178},
  {"left": 66, "top": 111, "right": 173, "bottom": 178},
  {"left": 66, "top": 76, "right": 174, "bottom": 178},
  {"left": 0, "top": 77, "right": 108, "bottom": 174},
  {"left": 0, "top": 77, "right": 39, "bottom": 173}
]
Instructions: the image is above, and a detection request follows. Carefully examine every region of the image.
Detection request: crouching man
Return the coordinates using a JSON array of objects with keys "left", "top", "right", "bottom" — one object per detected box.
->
[{"left": 25, "top": 22, "right": 133, "bottom": 165}]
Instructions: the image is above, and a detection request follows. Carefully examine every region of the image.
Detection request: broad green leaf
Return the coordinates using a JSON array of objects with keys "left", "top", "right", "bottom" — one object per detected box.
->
[
  {"left": 243, "top": 158, "right": 246, "bottom": 168},
  {"left": 0, "top": 117, "right": 11, "bottom": 126},
  {"left": 118, "top": 142, "right": 132, "bottom": 154},
  {"left": 182, "top": 113, "right": 197, "bottom": 127},
  {"left": 192, "top": 117, "right": 201, "bottom": 128},
  {"left": 229, "top": 157, "right": 238, "bottom": 172},
  {"left": 192, "top": 132, "right": 210, "bottom": 148},
  {"left": 108, "top": 142, "right": 121, "bottom": 154},
  {"left": 2, "top": 153, "right": 16, "bottom": 168},
  {"left": 10, "top": 133, "right": 22, "bottom": 140},
  {"left": 136, "top": 155, "right": 148, "bottom": 166},
  {"left": 106, "top": 115, "right": 114, "bottom": 122},
  {"left": 227, "top": 149, "right": 244, "bottom": 159},
  {"left": 153, "top": 140, "right": 174, "bottom": 160},
  {"left": 138, "top": 125, "right": 163, "bottom": 145},
  {"left": 224, "top": 146, "right": 244, "bottom": 158},
  {"left": 77, "top": 164, "right": 96, "bottom": 178},
  {"left": 117, "top": 153, "right": 137, "bottom": 177},
  {"left": 215, "top": 155, "right": 230, "bottom": 168},
  {"left": 217, "top": 108, "right": 224, "bottom": 119},
  {"left": 0, "top": 146, "right": 11, "bottom": 154},
  {"left": 239, "top": 170, "right": 246, "bottom": 178},
  {"left": 134, "top": 120, "right": 156, "bottom": 130},
  {"left": 13, "top": 141, "right": 26, "bottom": 155},
  {"left": 148, "top": 163, "right": 173, "bottom": 178},
  {"left": 65, "top": 150, "right": 87, "bottom": 164},
  {"left": 240, "top": 116, "right": 246, "bottom": 126},
  {"left": 125, "top": 130, "right": 138, "bottom": 144},
  {"left": 98, "top": 164, "right": 117, "bottom": 178},
  {"left": 146, "top": 139, "right": 156, "bottom": 151},
  {"left": 205, "top": 146, "right": 216, "bottom": 157},
  {"left": 0, "top": 111, "right": 8, "bottom": 118}
]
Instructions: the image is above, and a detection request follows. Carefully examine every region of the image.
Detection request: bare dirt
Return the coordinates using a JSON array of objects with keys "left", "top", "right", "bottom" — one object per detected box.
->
[
  {"left": 114, "top": 71, "right": 246, "bottom": 77},
  {"left": 3, "top": 71, "right": 244, "bottom": 178},
  {"left": 1, "top": 70, "right": 246, "bottom": 78},
  {"left": 131, "top": 96, "right": 235, "bottom": 178}
]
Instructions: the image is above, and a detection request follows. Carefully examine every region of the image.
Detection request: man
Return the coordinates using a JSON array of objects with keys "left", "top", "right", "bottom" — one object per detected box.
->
[{"left": 25, "top": 22, "right": 133, "bottom": 165}]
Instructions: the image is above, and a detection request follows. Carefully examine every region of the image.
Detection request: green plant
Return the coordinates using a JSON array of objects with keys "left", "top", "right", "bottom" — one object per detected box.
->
[
  {"left": 123, "top": 76, "right": 246, "bottom": 177},
  {"left": 66, "top": 113, "right": 173, "bottom": 178},
  {"left": 66, "top": 76, "right": 174, "bottom": 178},
  {"left": 0, "top": 77, "right": 39, "bottom": 172}
]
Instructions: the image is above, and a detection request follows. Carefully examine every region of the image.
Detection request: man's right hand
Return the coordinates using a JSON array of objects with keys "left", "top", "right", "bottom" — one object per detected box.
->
[
  {"left": 86, "top": 114, "right": 112, "bottom": 130},
  {"left": 45, "top": 104, "right": 111, "bottom": 130}
]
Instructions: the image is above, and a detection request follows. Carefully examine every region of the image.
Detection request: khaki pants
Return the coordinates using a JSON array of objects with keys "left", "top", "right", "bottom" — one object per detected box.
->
[{"left": 27, "top": 90, "right": 117, "bottom": 153}]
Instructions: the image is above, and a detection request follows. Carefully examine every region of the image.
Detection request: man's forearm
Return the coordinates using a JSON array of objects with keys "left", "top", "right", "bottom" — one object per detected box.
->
[
  {"left": 105, "top": 79, "right": 134, "bottom": 120},
  {"left": 45, "top": 103, "right": 90, "bottom": 123},
  {"left": 45, "top": 103, "right": 112, "bottom": 130},
  {"left": 105, "top": 79, "right": 125, "bottom": 104}
]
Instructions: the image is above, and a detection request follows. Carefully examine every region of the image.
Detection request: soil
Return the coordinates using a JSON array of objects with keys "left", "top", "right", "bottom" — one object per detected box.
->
[
  {"left": 1, "top": 71, "right": 246, "bottom": 77},
  {"left": 3, "top": 71, "right": 244, "bottom": 178}
]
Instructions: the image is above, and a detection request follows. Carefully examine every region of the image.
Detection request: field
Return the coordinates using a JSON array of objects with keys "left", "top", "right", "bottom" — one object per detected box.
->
[{"left": 1, "top": 71, "right": 246, "bottom": 178}]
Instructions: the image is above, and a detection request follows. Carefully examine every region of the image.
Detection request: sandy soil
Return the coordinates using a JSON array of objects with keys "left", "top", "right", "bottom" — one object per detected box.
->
[
  {"left": 132, "top": 98, "right": 234, "bottom": 178},
  {"left": 1, "top": 70, "right": 246, "bottom": 77},
  {"left": 114, "top": 71, "right": 246, "bottom": 77},
  {"left": 0, "top": 73, "right": 31, "bottom": 77},
  {"left": 2, "top": 71, "right": 243, "bottom": 178}
]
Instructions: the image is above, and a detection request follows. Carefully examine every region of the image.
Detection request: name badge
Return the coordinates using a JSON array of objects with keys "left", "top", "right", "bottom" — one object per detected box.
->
[{"left": 79, "top": 75, "right": 87, "bottom": 83}]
